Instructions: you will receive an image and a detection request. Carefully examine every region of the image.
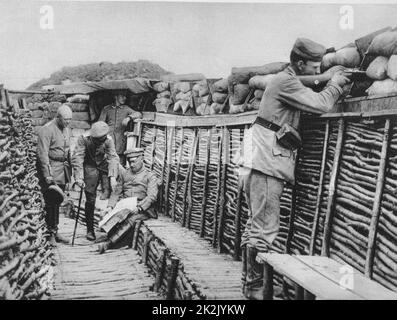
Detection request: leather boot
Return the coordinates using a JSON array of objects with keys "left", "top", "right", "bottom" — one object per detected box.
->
[
  {"left": 85, "top": 202, "right": 96, "bottom": 241},
  {"left": 241, "top": 245, "right": 248, "bottom": 294},
  {"left": 244, "top": 245, "right": 265, "bottom": 300}
]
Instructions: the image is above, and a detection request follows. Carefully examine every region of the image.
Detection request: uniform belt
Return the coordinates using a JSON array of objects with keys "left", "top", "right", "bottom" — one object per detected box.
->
[
  {"left": 253, "top": 117, "right": 281, "bottom": 132},
  {"left": 49, "top": 155, "right": 67, "bottom": 162}
]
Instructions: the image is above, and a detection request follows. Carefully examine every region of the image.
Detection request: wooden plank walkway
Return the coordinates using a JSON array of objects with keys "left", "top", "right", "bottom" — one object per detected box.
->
[
  {"left": 144, "top": 216, "right": 245, "bottom": 300},
  {"left": 51, "top": 215, "right": 162, "bottom": 300}
]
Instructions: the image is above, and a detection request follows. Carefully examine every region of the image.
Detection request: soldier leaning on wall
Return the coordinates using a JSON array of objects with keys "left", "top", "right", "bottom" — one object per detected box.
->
[
  {"left": 239, "top": 37, "right": 351, "bottom": 300},
  {"left": 36, "top": 104, "right": 73, "bottom": 245}
]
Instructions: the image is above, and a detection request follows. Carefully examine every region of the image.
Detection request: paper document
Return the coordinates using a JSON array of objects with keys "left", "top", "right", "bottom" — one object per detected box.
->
[{"left": 98, "top": 197, "right": 137, "bottom": 229}]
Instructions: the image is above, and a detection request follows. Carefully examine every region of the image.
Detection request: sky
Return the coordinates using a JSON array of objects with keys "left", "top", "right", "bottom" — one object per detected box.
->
[{"left": 1, "top": 0, "right": 397, "bottom": 89}]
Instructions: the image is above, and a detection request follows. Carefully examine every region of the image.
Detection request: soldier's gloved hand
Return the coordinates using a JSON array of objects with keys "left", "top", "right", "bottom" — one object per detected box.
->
[
  {"left": 110, "top": 177, "right": 117, "bottom": 191},
  {"left": 121, "top": 117, "right": 131, "bottom": 127},
  {"left": 45, "top": 176, "right": 54, "bottom": 185},
  {"left": 323, "top": 65, "right": 347, "bottom": 80},
  {"left": 75, "top": 179, "right": 85, "bottom": 189}
]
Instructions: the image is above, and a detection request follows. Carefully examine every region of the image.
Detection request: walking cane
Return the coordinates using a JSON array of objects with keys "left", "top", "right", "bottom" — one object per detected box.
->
[{"left": 71, "top": 183, "right": 84, "bottom": 246}]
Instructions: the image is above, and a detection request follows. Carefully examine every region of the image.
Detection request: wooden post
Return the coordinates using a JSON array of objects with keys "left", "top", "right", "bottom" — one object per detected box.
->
[
  {"left": 0, "top": 88, "right": 7, "bottom": 109},
  {"left": 185, "top": 129, "right": 199, "bottom": 229},
  {"left": 262, "top": 262, "right": 274, "bottom": 300},
  {"left": 154, "top": 249, "right": 168, "bottom": 292},
  {"left": 309, "top": 120, "right": 330, "bottom": 255},
  {"left": 171, "top": 128, "right": 185, "bottom": 222},
  {"left": 136, "top": 120, "right": 143, "bottom": 148},
  {"left": 285, "top": 151, "right": 301, "bottom": 254},
  {"left": 150, "top": 126, "right": 158, "bottom": 171},
  {"left": 182, "top": 129, "right": 199, "bottom": 228},
  {"left": 132, "top": 220, "right": 143, "bottom": 250},
  {"left": 164, "top": 126, "right": 175, "bottom": 215},
  {"left": 365, "top": 118, "right": 390, "bottom": 278},
  {"left": 199, "top": 129, "right": 212, "bottom": 238},
  {"left": 212, "top": 128, "right": 224, "bottom": 247},
  {"left": 294, "top": 283, "right": 304, "bottom": 300},
  {"left": 159, "top": 126, "right": 168, "bottom": 214},
  {"left": 142, "top": 232, "right": 153, "bottom": 266},
  {"left": 321, "top": 119, "right": 345, "bottom": 257},
  {"left": 166, "top": 257, "right": 180, "bottom": 300},
  {"left": 217, "top": 126, "right": 229, "bottom": 254}
]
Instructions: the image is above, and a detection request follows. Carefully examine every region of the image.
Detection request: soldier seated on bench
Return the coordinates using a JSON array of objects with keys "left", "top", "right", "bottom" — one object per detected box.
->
[{"left": 97, "top": 148, "right": 158, "bottom": 254}]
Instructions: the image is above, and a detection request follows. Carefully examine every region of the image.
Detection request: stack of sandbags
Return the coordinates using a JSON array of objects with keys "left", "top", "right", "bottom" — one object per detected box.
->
[
  {"left": 365, "top": 30, "right": 397, "bottom": 96},
  {"left": 65, "top": 94, "right": 91, "bottom": 152},
  {"left": 25, "top": 94, "right": 67, "bottom": 133},
  {"left": 152, "top": 81, "right": 172, "bottom": 113},
  {"left": 228, "top": 62, "right": 288, "bottom": 114},
  {"left": 246, "top": 74, "right": 275, "bottom": 110},
  {"left": 208, "top": 78, "right": 228, "bottom": 115},
  {"left": 172, "top": 81, "right": 193, "bottom": 115},
  {"left": 193, "top": 80, "right": 211, "bottom": 116},
  {"left": 321, "top": 44, "right": 361, "bottom": 72}
]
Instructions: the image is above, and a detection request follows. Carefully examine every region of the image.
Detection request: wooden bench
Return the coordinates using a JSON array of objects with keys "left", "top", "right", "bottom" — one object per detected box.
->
[{"left": 256, "top": 253, "right": 397, "bottom": 300}]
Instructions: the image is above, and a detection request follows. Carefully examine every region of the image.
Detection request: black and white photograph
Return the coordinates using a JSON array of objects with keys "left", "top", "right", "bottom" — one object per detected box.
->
[{"left": 1, "top": 0, "right": 397, "bottom": 305}]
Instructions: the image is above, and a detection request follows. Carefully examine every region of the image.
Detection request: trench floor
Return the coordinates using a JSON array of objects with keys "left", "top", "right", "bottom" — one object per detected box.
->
[{"left": 50, "top": 215, "right": 162, "bottom": 300}]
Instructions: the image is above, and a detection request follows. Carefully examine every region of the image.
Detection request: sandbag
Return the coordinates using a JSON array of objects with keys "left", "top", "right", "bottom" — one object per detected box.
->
[
  {"left": 230, "top": 62, "right": 288, "bottom": 84},
  {"left": 49, "top": 102, "right": 62, "bottom": 113},
  {"left": 153, "top": 81, "right": 170, "bottom": 92},
  {"left": 175, "top": 91, "right": 192, "bottom": 101},
  {"left": 192, "top": 80, "right": 209, "bottom": 97},
  {"left": 368, "top": 31, "right": 397, "bottom": 57},
  {"left": 366, "top": 56, "right": 389, "bottom": 80},
  {"left": 212, "top": 92, "right": 228, "bottom": 104},
  {"left": 31, "top": 110, "right": 43, "bottom": 118},
  {"left": 70, "top": 120, "right": 91, "bottom": 130},
  {"left": 321, "top": 46, "right": 361, "bottom": 71},
  {"left": 196, "top": 103, "right": 211, "bottom": 116},
  {"left": 27, "top": 102, "right": 40, "bottom": 111},
  {"left": 366, "top": 79, "right": 397, "bottom": 96},
  {"left": 72, "top": 112, "right": 90, "bottom": 122},
  {"left": 254, "top": 89, "right": 264, "bottom": 100},
  {"left": 229, "top": 104, "right": 246, "bottom": 114},
  {"left": 157, "top": 90, "right": 171, "bottom": 98},
  {"left": 387, "top": 55, "right": 397, "bottom": 80},
  {"left": 66, "top": 102, "right": 88, "bottom": 112},
  {"left": 198, "top": 95, "right": 209, "bottom": 105},
  {"left": 209, "top": 103, "right": 225, "bottom": 115},
  {"left": 248, "top": 74, "right": 275, "bottom": 90},
  {"left": 173, "top": 100, "right": 190, "bottom": 114},
  {"left": 230, "top": 84, "right": 250, "bottom": 105},
  {"left": 173, "top": 82, "right": 191, "bottom": 94},
  {"left": 153, "top": 98, "right": 172, "bottom": 113},
  {"left": 212, "top": 79, "right": 228, "bottom": 92},
  {"left": 67, "top": 94, "right": 89, "bottom": 103},
  {"left": 30, "top": 118, "right": 48, "bottom": 126},
  {"left": 247, "top": 98, "right": 261, "bottom": 111}
]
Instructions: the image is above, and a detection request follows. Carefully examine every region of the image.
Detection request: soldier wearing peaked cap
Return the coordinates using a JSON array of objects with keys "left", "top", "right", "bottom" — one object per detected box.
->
[
  {"left": 97, "top": 147, "right": 158, "bottom": 254},
  {"left": 98, "top": 89, "right": 142, "bottom": 165},
  {"left": 71, "top": 121, "right": 120, "bottom": 241},
  {"left": 238, "top": 37, "right": 351, "bottom": 299},
  {"left": 36, "top": 104, "right": 73, "bottom": 244}
]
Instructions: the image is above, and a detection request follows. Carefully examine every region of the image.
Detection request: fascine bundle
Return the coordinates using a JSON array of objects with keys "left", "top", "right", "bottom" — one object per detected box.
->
[
  {"left": 152, "top": 81, "right": 172, "bottom": 113},
  {"left": 228, "top": 62, "right": 288, "bottom": 114},
  {"left": 365, "top": 30, "right": 397, "bottom": 96}
]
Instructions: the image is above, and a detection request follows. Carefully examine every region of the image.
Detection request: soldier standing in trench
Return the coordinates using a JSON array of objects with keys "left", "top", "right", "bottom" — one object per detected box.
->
[
  {"left": 72, "top": 121, "right": 119, "bottom": 241},
  {"left": 98, "top": 89, "right": 142, "bottom": 169},
  {"left": 239, "top": 38, "right": 351, "bottom": 299},
  {"left": 36, "top": 104, "right": 73, "bottom": 244}
]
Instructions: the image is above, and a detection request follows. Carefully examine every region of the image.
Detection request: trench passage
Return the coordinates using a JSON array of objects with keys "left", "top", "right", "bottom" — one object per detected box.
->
[{"left": 50, "top": 215, "right": 162, "bottom": 300}]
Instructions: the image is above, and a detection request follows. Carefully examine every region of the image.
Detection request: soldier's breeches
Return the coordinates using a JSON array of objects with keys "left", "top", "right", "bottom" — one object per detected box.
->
[{"left": 241, "top": 169, "right": 284, "bottom": 252}]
